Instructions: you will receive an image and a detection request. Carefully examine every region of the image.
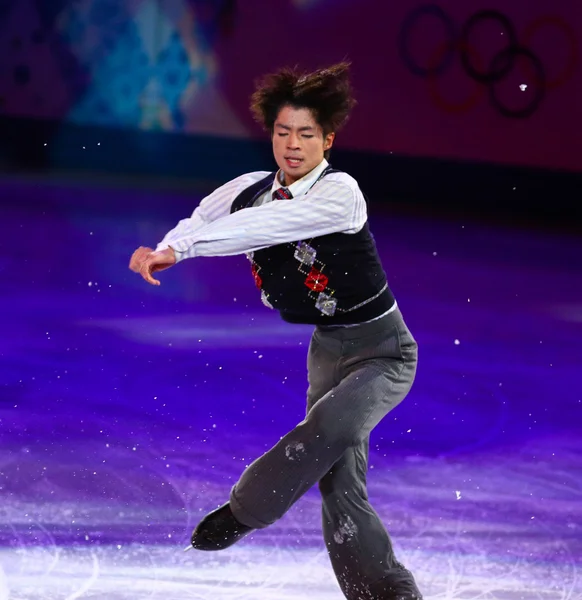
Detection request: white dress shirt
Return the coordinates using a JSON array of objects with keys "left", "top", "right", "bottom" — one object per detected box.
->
[{"left": 156, "top": 159, "right": 367, "bottom": 262}]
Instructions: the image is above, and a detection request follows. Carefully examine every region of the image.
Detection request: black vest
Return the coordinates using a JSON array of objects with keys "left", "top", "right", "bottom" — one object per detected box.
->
[{"left": 230, "top": 167, "right": 395, "bottom": 325}]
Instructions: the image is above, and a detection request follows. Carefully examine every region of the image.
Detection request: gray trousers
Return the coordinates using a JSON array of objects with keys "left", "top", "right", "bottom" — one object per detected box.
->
[{"left": 230, "top": 308, "right": 421, "bottom": 599}]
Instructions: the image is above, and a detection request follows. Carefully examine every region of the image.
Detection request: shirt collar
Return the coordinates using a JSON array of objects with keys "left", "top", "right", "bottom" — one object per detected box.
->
[{"left": 271, "top": 158, "right": 329, "bottom": 198}]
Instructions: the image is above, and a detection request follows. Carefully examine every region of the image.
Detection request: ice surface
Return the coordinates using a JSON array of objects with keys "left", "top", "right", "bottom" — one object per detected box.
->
[{"left": 1, "top": 178, "right": 581, "bottom": 599}]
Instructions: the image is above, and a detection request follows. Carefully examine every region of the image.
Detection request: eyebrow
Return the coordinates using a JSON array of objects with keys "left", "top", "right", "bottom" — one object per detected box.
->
[{"left": 274, "top": 124, "right": 315, "bottom": 132}]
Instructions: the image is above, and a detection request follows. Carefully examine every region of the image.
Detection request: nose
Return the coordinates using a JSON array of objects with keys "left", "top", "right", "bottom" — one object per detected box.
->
[{"left": 287, "top": 132, "right": 301, "bottom": 149}]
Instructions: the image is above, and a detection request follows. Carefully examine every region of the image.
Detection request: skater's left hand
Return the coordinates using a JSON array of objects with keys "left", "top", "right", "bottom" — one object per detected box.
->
[{"left": 129, "top": 246, "right": 176, "bottom": 286}]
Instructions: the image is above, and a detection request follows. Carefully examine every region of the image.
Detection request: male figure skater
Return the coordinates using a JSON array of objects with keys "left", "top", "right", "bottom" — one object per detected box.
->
[{"left": 130, "top": 62, "right": 422, "bottom": 600}]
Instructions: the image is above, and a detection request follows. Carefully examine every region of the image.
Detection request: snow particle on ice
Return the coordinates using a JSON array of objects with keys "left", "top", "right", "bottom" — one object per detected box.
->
[
  {"left": 285, "top": 442, "right": 306, "bottom": 461},
  {"left": 333, "top": 515, "right": 357, "bottom": 545}
]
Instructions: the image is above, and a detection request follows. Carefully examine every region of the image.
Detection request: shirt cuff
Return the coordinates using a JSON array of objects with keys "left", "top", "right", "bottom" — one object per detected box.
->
[{"left": 155, "top": 242, "right": 192, "bottom": 263}]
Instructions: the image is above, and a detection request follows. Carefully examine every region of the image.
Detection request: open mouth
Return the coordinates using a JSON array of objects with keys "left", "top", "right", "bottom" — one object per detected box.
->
[{"left": 285, "top": 157, "right": 303, "bottom": 167}]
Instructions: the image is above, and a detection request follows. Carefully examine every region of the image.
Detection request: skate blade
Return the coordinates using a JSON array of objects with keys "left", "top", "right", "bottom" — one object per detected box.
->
[{"left": 183, "top": 544, "right": 193, "bottom": 552}]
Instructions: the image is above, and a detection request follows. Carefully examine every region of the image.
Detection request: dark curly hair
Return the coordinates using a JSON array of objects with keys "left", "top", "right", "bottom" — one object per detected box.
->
[{"left": 250, "top": 61, "right": 357, "bottom": 159}]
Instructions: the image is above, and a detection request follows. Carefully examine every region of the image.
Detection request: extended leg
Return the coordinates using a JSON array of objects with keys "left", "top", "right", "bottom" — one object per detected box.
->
[{"left": 229, "top": 345, "right": 416, "bottom": 529}]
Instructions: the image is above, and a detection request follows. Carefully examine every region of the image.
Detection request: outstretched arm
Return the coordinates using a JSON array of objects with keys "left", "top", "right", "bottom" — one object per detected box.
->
[
  {"left": 129, "top": 171, "right": 270, "bottom": 285},
  {"left": 167, "top": 176, "right": 366, "bottom": 260},
  {"left": 155, "top": 171, "right": 271, "bottom": 253}
]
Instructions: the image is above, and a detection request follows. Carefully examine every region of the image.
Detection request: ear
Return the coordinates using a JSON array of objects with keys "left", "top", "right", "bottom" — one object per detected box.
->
[{"left": 324, "top": 132, "right": 335, "bottom": 151}]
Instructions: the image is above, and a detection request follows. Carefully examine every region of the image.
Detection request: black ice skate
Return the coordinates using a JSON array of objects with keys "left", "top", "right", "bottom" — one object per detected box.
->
[{"left": 188, "top": 502, "right": 254, "bottom": 551}]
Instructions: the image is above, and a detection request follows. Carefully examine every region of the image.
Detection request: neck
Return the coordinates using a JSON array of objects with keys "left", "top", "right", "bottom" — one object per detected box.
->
[{"left": 280, "top": 171, "right": 296, "bottom": 187}]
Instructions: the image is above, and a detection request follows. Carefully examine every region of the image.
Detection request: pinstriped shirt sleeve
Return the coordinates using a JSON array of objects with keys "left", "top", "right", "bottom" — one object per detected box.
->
[
  {"left": 155, "top": 171, "right": 271, "bottom": 253},
  {"left": 165, "top": 172, "right": 368, "bottom": 261}
]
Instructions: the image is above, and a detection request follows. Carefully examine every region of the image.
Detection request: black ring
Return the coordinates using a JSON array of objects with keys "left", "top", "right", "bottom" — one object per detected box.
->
[
  {"left": 460, "top": 10, "right": 518, "bottom": 83},
  {"left": 398, "top": 4, "right": 458, "bottom": 78},
  {"left": 488, "top": 46, "right": 546, "bottom": 118}
]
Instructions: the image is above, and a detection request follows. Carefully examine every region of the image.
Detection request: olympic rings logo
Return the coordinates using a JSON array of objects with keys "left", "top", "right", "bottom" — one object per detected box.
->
[{"left": 398, "top": 5, "right": 579, "bottom": 118}]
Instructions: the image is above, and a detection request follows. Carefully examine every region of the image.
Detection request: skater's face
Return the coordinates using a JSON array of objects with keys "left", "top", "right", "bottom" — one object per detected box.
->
[{"left": 272, "top": 105, "right": 335, "bottom": 186}]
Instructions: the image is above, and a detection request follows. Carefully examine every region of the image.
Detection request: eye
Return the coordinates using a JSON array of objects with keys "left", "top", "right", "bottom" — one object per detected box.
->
[
  {"left": 302, "top": 135, "right": 314, "bottom": 139},
  {"left": 277, "top": 133, "right": 288, "bottom": 137}
]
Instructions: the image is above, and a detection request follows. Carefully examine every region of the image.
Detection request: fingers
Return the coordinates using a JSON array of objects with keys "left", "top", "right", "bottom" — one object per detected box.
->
[{"left": 139, "top": 258, "right": 161, "bottom": 286}]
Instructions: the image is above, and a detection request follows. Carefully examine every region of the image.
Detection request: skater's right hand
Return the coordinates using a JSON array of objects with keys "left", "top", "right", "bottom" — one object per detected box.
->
[{"left": 129, "top": 246, "right": 176, "bottom": 286}]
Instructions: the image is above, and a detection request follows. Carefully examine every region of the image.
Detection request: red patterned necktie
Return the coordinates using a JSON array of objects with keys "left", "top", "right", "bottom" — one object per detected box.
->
[{"left": 273, "top": 187, "right": 293, "bottom": 200}]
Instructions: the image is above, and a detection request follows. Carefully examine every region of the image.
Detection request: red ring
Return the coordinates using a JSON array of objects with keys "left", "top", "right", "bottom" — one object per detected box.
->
[
  {"left": 522, "top": 16, "right": 579, "bottom": 89},
  {"left": 427, "top": 39, "right": 485, "bottom": 114}
]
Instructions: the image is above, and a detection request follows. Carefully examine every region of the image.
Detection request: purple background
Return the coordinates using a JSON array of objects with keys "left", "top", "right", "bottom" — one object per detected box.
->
[
  {"left": 1, "top": 175, "right": 581, "bottom": 598},
  {"left": 1, "top": 2, "right": 582, "bottom": 597}
]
